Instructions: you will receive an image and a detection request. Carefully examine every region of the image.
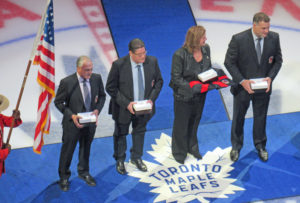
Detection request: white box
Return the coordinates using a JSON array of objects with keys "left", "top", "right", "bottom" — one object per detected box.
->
[
  {"left": 133, "top": 100, "right": 152, "bottom": 115},
  {"left": 78, "top": 112, "right": 97, "bottom": 124},
  {"left": 197, "top": 69, "right": 218, "bottom": 82},
  {"left": 250, "top": 78, "right": 268, "bottom": 90}
]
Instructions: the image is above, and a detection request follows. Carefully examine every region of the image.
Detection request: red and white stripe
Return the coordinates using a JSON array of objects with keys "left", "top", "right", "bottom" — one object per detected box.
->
[{"left": 32, "top": 31, "right": 55, "bottom": 154}]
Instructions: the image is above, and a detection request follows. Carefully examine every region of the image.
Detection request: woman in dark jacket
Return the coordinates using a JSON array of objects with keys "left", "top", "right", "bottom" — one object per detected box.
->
[{"left": 169, "top": 25, "right": 228, "bottom": 164}]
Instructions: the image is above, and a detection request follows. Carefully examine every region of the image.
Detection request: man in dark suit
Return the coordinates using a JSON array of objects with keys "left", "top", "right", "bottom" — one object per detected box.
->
[
  {"left": 224, "top": 12, "right": 282, "bottom": 162},
  {"left": 106, "top": 38, "right": 163, "bottom": 175},
  {"left": 54, "top": 56, "right": 106, "bottom": 191}
]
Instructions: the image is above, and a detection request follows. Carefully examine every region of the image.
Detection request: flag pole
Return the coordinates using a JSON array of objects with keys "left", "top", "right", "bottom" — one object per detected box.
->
[
  {"left": 5, "top": 0, "right": 50, "bottom": 145},
  {"left": 6, "top": 60, "right": 32, "bottom": 144}
]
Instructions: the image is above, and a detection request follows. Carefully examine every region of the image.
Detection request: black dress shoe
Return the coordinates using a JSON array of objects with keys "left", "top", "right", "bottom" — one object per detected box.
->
[
  {"left": 116, "top": 160, "right": 127, "bottom": 175},
  {"left": 131, "top": 159, "right": 147, "bottom": 172},
  {"left": 78, "top": 174, "right": 96, "bottom": 186},
  {"left": 230, "top": 149, "right": 240, "bottom": 162},
  {"left": 258, "top": 148, "right": 268, "bottom": 162},
  {"left": 59, "top": 179, "right": 69, "bottom": 192}
]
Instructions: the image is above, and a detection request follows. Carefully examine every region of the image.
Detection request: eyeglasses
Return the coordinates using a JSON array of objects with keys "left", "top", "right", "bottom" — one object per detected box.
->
[{"left": 133, "top": 51, "right": 147, "bottom": 57}]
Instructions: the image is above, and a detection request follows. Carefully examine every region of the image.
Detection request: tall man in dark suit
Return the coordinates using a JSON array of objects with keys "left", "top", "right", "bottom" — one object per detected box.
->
[
  {"left": 54, "top": 56, "right": 106, "bottom": 191},
  {"left": 106, "top": 38, "right": 163, "bottom": 175},
  {"left": 224, "top": 12, "right": 282, "bottom": 162}
]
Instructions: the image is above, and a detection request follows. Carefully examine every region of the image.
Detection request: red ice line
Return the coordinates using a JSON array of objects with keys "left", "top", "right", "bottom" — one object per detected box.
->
[{"left": 75, "top": 0, "right": 117, "bottom": 65}]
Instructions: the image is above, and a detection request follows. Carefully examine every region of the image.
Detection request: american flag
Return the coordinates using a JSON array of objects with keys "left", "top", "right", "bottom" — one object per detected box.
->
[{"left": 31, "top": 0, "right": 55, "bottom": 153}]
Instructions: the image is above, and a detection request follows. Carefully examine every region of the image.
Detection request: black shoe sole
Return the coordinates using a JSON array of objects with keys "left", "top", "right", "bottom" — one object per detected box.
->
[
  {"left": 78, "top": 175, "right": 96, "bottom": 186},
  {"left": 58, "top": 180, "right": 69, "bottom": 192},
  {"left": 131, "top": 160, "right": 147, "bottom": 172},
  {"left": 116, "top": 168, "right": 127, "bottom": 175}
]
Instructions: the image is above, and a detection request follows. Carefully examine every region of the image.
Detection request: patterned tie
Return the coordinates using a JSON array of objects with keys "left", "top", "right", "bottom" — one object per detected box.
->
[
  {"left": 83, "top": 79, "right": 91, "bottom": 111},
  {"left": 137, "top": 65, "right": 144, "bottom": 100},
  {"left": 256, "top": 38, "right": 262, "bottom": 64}
]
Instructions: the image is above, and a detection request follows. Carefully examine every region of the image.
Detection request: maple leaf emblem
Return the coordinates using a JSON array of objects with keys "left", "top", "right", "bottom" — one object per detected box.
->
[{"left": 125, "top": 133, "right": 244, "bottom": 202}]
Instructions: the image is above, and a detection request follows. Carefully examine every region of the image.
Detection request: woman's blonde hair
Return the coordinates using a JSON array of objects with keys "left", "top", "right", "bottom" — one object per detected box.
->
[{"left": 183, "top": 25, "right": 206, "bottom": 53}]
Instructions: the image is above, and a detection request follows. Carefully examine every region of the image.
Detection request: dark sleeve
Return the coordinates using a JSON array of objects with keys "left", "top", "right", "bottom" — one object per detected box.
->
[
  {"left": 54, "top": 78, "right": 73, "bottom": 120},
  {"left": 267, "top": 33, "right": 282, "bottom": 80},
  {"left": 105, "top": 61, "right": 131, "bottom": 108},
  {"left": 170, "top": 50, "right": 193, "bottom": 95},
  {"left": 224, "top": 35, "right": 244, "bottom": 84},
  {"left": 95, "top": 74, "right": 106, "bottom": 113},
  {"left": 148, "top": 57, "right": 163, "bottom": 102}
]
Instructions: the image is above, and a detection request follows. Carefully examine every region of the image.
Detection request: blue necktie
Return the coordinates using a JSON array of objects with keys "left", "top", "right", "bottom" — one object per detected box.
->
[
  {"left": 83, "top": 79, "right": 91, "bottom": 111},
  {"left": 137, "top": 65, "right": 144, "bottom": 100},
  {"left": 256, "top": 38, "right": 262, "bottom": 64}
]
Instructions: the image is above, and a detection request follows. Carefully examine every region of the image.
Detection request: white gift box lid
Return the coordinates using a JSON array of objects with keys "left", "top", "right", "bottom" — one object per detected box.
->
[
  {"left": 78, "top": 112, "right": 97, "bottom": 124},
  {"left": 133, "top": 100, "right": 152, "bottom": 111},
  {"left": 198, "top": 69, "right": 217, "bottom": 82},
  {"left": 250, "top": 78, "right": 268, "bottom": 90}
]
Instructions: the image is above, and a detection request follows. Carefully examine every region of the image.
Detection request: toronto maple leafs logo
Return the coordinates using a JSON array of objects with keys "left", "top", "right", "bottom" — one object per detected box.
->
[{"left": 125, "top": 133, "right": 244, "bottom": 202}]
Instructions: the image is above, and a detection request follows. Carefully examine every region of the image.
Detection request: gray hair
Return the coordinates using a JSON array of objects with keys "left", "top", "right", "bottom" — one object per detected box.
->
[
  {"left": 76, "top": 55, "right": 91, "bottom": 68},
  {"left": 253, "top": 12, "right": 270, "bottom": 24},
  {"left": 128, "top": 38, "right": 145, "bottom": 53}
]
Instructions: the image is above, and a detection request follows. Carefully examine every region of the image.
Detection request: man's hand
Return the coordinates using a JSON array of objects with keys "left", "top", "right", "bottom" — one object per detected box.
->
[
  {"left": 146, "top": 100, "right": 153, "bottom": 107},
  {"left": 127, "top": 102, "right": 136, "bottom": 114},
  {"left": 4, "top": 143, "right": 11, "bottom": 152},
  {"left": 12, "top": 110, "right": 21, "bottom": 119},
  {"left": 263, "top": 77, "right": 272, "bottom": 93},
  {"left": 72, "top": 114, "right": 84, "bottom": 128},
  {"left": 147, "top": 100, "right": 153, "bottom": 113},
  {"left": 241, "top": 80, "right": 255, "bottom": 94}
]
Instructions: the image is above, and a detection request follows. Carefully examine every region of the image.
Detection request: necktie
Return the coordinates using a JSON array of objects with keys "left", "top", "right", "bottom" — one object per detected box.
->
[
  {"left": 83, "top": 79, "right": 91, "bottom": 111},
  {"left": 137, "top": 65, "right": 144, "bottom": 100},
  {"left": 256, "top": 38, "right": 262, "bottom": 64}
]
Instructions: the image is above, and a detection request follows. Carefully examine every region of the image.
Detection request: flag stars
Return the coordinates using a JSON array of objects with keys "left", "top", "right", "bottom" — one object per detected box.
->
[{"left": 41, "top": 0, "right": 54, "bottom": 45}]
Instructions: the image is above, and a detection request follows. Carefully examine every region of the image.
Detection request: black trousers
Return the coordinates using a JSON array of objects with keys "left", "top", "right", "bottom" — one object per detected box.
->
[
  {"left": 58, "top": 123, "right": 96, "bottom": 180},
  {"left": 113, "top": 115, "right": 148, "bottom": 161},
  {"left": 231, "top": 90, "right": 270, "bottom": 151},
  {"left": 172, "top": 95, "right": 206, "bottom": 162}
]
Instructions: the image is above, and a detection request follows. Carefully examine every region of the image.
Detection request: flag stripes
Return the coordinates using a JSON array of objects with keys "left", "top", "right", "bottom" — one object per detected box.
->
[{"left": 32, "top": 0, "right": 55, "bottom": 153}]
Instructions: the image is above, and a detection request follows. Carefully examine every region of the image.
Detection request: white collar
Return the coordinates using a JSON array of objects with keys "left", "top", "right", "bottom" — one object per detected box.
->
[{"left": 77, "top": 72, "right": 89, "bottom": 82}]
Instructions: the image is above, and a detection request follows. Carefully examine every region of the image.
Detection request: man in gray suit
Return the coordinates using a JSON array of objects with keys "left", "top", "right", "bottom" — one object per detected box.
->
[
  {"left": 224, "top": 12, "right": 282, "bottom": 162},
  {"left": 55, "top": 56, "right": 106, "bottom": 191},
  {"left": 106, "top": 38, "right": 163, "bottom": 175}
]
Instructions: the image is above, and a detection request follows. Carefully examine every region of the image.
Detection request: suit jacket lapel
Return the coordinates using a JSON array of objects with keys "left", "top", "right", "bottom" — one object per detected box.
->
[
  {"left": 89, "top": 74, "right": 96, "bottom": 105},
  {"left": 246, "top": 30, "right": 259, "bottom": 65},
  {"left": 71, "top": 73, "right": 84, "bottom": 106},
  {"left": 260, "top": 35, "right": 269, "bottom": 64},
  {"left": 143, "top": 57, "right": 151, "bottom": 96}
]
